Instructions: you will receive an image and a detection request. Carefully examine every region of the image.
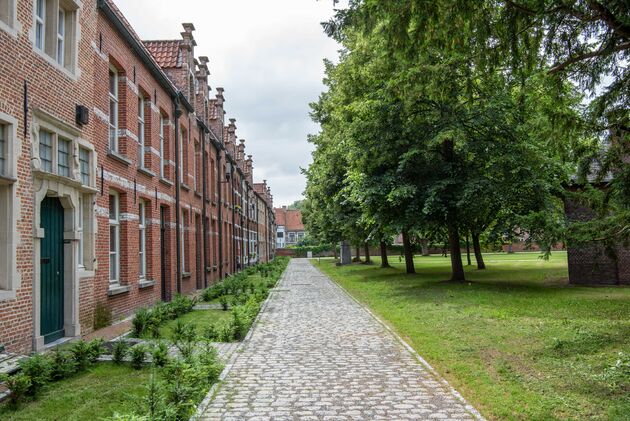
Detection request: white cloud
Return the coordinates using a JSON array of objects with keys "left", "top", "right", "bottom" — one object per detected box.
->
[{"left": 114, "top": 0, "right": 343, "bottom": 206}]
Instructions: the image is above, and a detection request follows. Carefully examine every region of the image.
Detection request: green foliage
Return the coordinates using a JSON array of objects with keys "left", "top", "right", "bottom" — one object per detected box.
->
[
  {"left": 0, "top": 373, "right": 31, "bottom": 408},
  {"left": 218, "top": 295, "right": 229, "bottom": 311},
  {"left": 151, "top": 342, "right": 169, "bottom": 368},
  {"left": 131, "top": 295, "right": 197, "bottom": 338},
  {"left": 18, "top": 353, "right": 52, "bottom": 397},
  {"left": 49, "top": 348, "right": 77, "bottom": 380},
  {"left": 130, "top": 345, "right": 147, "bottom": 370},
  {"left": 112, "top": 340, "right": 129, "bottom": 365},
  {"left": 70, "top": 339, "right": 102, "bottom": 370}
]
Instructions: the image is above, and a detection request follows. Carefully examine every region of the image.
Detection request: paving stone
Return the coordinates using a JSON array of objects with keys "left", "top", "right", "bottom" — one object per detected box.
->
[{"left": 198, "top": 259, "right": 483, "bottom": 420}]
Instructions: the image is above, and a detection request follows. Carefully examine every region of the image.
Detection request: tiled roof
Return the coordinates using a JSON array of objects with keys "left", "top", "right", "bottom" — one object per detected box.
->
[
  {"left": 143, "top": 40, "right": 182, "bottom": 68},
  {"left": 275, "top": 208, "right": 304, "bottom": 231}
]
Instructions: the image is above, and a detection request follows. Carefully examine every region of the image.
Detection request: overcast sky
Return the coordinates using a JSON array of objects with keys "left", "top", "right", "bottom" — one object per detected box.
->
[{"left": 115, "top": 0, "right": 343, "bottom": 207}]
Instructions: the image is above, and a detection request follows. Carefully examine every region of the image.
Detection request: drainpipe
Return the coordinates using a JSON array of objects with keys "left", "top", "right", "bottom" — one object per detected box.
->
[
  {"left": 200, "top": 123, "right": 208, "bottom": 288},
  {"left": 174, "top": 98, "right": 182, "bottom": 295}
]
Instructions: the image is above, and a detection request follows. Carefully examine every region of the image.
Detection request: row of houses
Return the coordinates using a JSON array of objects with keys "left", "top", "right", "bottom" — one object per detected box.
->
[{"left": 0, "top": 0, "right": 276, "bottom": 353}]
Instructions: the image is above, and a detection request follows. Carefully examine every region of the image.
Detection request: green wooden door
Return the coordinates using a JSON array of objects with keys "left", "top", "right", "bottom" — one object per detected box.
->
[{"left": 40, "top": 197, "right": 65, "bottom": 344}]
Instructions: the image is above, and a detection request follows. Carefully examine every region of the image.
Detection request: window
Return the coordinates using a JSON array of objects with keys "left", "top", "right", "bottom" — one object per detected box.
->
[
  {"left": 288, "top": 232, "right": 296, "bottom": 243},
  {"left": 109, "top": 192, "right": 120, "bottom": 285},
  {"left": 35, "top": 0, "right": 44, "bottom": 49},
  {"left": 0, "top": 123, "right": 5, "bottom": 176},
  {"left": 33, "top": 0, "right": 76, "bottom": 71},
  {"left": 181, "top": 208, "right": 188, "bottom": 272},
  {"left": 79, "top": 147, "right": 89, "bottom": 185},
  {"left": 77, "top": 196, "right": 84, "bottom": 267},
  {"left": 179, "top": 128, "right": 185, "bottom": 183},
  {"left": 56, "top": 8, "right": 64, "bottom": 66},
  {"left": 137, "top": 97, "right": 145, "bottom": 167},
  {"left": 0, "top": 0, "right": 15, "bottom": 29},
  {"left": 109, "top": 66, "right": 118, "bottom": 152},
  {"left": 57, "top": 137, "right": 70, "bottom": 177},
  {"left": 277, "top": 232, "right": 283, "bottom": 238},
  {"left": 159, "top": 116, "right": 166, "bottom": 178},
  {"left": 139, "top": 201, "right": 146, "bottom": 279},
  {"left": 39, "top": 130, "right": 53, "bottom": 172}
]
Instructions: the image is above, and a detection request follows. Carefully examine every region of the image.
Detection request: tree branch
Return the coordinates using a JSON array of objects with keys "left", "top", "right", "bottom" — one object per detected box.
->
[
  {"left": 548, "top": 40, "right": 630, "bottom": 74},
  {"left": 587, "top": 0, "right": 630, "bottom": 40}
]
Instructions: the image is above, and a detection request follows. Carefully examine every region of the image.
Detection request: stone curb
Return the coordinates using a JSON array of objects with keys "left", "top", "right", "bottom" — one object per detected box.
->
[
  {"left": 309, "top": 260, "right": 487, "bottom": 421},
  {"left": 191, "top": 266, "right": 290, "bottom": 420}
]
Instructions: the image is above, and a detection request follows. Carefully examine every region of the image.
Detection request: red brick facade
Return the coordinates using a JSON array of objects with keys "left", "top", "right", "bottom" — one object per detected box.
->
[{"left": 0, "top": 0, "right": 275, "bottom": 354}]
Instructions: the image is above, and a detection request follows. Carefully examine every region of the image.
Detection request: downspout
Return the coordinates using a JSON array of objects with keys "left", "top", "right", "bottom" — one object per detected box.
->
[
  {"left": 200, "top": 123, "right": 208, "bottom": 288},
  {"left": 174, "top": 98, "right": 182, "bottom": 295}
]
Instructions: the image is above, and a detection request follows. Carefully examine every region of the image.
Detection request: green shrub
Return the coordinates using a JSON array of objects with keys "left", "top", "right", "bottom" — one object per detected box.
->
[
  {"left": 130, "top": 344, "right": 148, "bottom": 370},
  {"left": 70, "top": 340, "right": 94, "bottom": 370},
  {"left": 132, "top": 308, "right": 151, "bottom": 337},
  {"left": 18, "top": 353, "right": 52, "bottom": 397},
  {"left": 151, "top": 342, "right": 169, "bottom": 367},
  {"left": 202, "top": 324, "right": 218, "bottom": 342},
  {"left": 105, "top": 413, "right": 149, "bottom": 421},
  {"left": 0, "top": 373, "right": 31, "bottom": 408},
  {"left": 94, "top": 301, "right": 113, "bottom": 330},
  {"left": 112, "top": 340, "right": 129, "bottom": 365},
  {"left": 216, "top": 319, "right": 235, "bottom": 342},
  {"left": 218, "top": 295, "right": 229, "bottom": 311},
  {"left": 87, "top": 338, "right": 105, "bottom": 362},
  {"left": 49, "top": 348, "right": 77, "bottom": 380},
  {"left": 170, "top": 294, "right": 195, "bottom": 317},
  {"left": 171, "top": 320, "right": 196, "bottom": 344}
]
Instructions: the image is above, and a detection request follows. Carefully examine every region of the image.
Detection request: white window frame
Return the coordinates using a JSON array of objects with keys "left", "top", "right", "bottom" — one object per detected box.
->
[
  {"left": 138, "top": 200, "right": 146, "bottom": 279},
  {"left": 109, "top": 191, "right": 120, "bottom": 286},
  {"left": 79, "top": 146, "right": 90, "bottom": 185},
  {"left": 34, "top": 0, "right": 45, "bottom": 50},
  {"left": 0, "top": 0, "right": 18, "bottom": 35},
  {"left": 57, "top": 136, "right": 70, "bottom": 177},
  {"left": 181, "top": 208, "right": 187, "bottom": 272},
  {"left": 109, "top": 65, "right": 119, "bottom": 153},
  {"left": 160, "top": 116, "right": 166, "bottom": 178},
  {"left": 137, "top": 96, "right": 145, "bottom": 168},
  {"left": 56, "top": 7, "right": 64, "bottom": 66},
  {"left": 77, "top": 195, "right": 84, "bottom": 267},
  {"left": 0, "top": 113, "right": 17, "bottom": 298},
  {"left": 179, "top": 127, "right": 184, "bottom": 183},
  {"left": 39, "top": 129, "right": 54, "bottom": 173}
]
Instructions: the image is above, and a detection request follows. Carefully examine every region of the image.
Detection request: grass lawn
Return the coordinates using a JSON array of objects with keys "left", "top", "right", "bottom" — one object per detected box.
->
[
  {"left": 0, "top": 363, "right": 150, "bottom": 420},
  {"left": 158, "top": 309, "right": 232, "bottom": 339},
  {"left": 314, "top": 252, "right": 630, "bottom": 421}
]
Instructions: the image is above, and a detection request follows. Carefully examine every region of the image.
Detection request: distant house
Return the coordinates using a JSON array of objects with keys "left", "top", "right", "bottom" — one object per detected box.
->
[{"left": 275, "top": 207, "right": 305, "bottom": 248}]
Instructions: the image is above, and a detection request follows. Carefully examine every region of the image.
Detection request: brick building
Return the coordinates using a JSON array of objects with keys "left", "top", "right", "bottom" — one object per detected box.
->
[
  {"left": 275, "top": 207, "right": 305, "bottom": 248},
  {"left": 0, "top": 0, "right": 275, "bottom": 354}
]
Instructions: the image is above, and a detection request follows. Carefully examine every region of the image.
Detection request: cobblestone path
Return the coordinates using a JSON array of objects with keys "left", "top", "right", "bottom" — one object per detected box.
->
[{"left": 198, "top": 259, "right": 483, "bottom": 420}]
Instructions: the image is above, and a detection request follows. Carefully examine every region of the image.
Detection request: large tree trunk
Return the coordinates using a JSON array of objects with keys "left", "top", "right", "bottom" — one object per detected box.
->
[
  {"left": 420, "top": 238, "right": 430, "bottom": 256},
  {"left": 402, "top": 230, "right": 415, "bottom": 274},
  {"left": 466, "top": 234, "right": 472, "bottom": 266},
  {"left": 363, "top": 243, "right": 371, "bottom": 264},
  {"left": 353, "top": 244, "right": 361, "bottom": 262},
  {"left": 380, "top": 241, "right": 391, "bottom": 268},
  {"left": 447, "top": 215, "right": 466, "bottom": 281},
  {"left": 472, "top": 232, "right": 486, "bottom": 269}
]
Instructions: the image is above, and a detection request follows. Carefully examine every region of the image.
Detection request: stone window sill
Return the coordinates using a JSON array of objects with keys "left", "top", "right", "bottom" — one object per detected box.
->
[
  {"left": 0, "top": 175, "right": 17, "bottom": 185},
  {"left": 108, "top": 284, "right": 131, "bottom": 296},
  {"left": 182, "top": 271, "right": 191, "bottom": 278},
  {"left": 138, "top": 279, "right": 156, "bottom": 289},
  {"left": 138, "top": 167, "right": 156, "bottom": 178},
  {"left": 107, "top": 150, "right": 132, "bottom": 166},
  {"left": 0, "top": 290, "right": 17, "bottom": 302},
  {"left": 159, "top": 177, "right": 173, "bottom": 187},
  {"left": 181, "top": 183, "right": 190, "bottom": 192}
]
